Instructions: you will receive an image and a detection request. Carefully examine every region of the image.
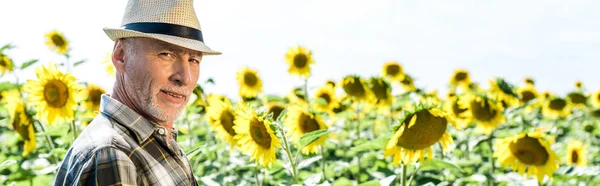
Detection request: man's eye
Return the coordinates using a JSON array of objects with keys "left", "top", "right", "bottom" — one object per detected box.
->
[
  {"left": 159, "top": 53, "right": 176, "bottom": 59},
  {"left": 189, "top": 58, "right": 200, "bottom": 64}
]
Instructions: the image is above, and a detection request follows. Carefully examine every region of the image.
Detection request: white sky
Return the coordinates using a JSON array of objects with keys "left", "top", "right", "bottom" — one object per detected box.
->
[{"left": 2, "top": 0, "right": 600, "bottom": 99}]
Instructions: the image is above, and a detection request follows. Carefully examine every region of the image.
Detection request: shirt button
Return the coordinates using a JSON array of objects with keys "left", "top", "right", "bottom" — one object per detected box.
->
[{"left": 158, "top": 128, "right": 166, "bottom": 135}]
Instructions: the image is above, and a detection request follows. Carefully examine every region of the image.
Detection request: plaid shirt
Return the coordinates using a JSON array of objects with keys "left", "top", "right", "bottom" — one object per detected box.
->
[{"left": 53, "top": 95, "right": 198, "bottom": 186}]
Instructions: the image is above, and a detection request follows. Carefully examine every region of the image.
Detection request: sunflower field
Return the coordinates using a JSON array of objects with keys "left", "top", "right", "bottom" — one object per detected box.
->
[{"left": 0, "top": 30, "right": 599, "bottom": 186}]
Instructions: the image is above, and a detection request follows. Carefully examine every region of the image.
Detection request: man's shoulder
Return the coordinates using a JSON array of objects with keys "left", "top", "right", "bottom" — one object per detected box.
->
[{"left": 68, "top": 114, "right": 137, "bottom": 161}]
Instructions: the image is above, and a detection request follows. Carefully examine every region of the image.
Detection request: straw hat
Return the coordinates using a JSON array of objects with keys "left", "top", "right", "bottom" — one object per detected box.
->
[{"left": 103, "top": 0, "right": 221, "bottom": 55}]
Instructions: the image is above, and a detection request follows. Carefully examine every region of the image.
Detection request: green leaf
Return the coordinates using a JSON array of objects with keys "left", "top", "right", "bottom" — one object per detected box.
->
[
  {"left": 0, "top": 82, "right": 19, "bottom": 91},
  {"left": 185, "top": 144, "right": 206, "bottom": 159},
  {"left": 205, "top": 78, "right": 215, "bottom": 85},
  {"left": 0, "top": 159, "right": 17, "bottom": 170},
  {"left": 276, "top": 107, "right": 288, "bottom": 123},
  {"left": 379, "top": 175, "right": 396, "bottom": 186},
  {"left": 418, "top": 159, "right": 462, "bottom": 173},
  {"left": 73, "top": 60, "right": 86, "bottom": 67},
  {"left": 298, "top": 155, "right": 322, "bottom": 169},
  {"left": 358, "top": 180, "right": 381, "bottom": 186},
  {"left": 0, "top": 43, "right": 14, "bottom": 53},
  {"left": 20, "top": 59, "right": 38, "bottom": 69},
  {"left": 298, "top": 129, "right": 329, "bottom": 149},
  {"left": 314, "top": 97, "right": 328, "bottom": 106},
  {"left": 495, "top": 78, "right": 518, "bottom": 98},
  {"left": 349, "top": 134, "right": 391, "bottom": 154}
]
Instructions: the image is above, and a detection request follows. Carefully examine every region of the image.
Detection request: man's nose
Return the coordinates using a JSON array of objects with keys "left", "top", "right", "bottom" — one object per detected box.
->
[{"left": 169, "top": 59, "right": 192, "bottom": 86}]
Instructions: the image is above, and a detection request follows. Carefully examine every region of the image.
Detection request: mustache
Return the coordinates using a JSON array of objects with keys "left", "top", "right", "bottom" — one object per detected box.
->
[{"left": 160, "top": 87, "right": 190, "bottom": 96}]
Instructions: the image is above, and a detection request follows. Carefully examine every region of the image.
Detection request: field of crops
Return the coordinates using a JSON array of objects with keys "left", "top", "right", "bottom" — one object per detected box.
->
[{"left": 0, "top": 30, "right": 598, "bottom": 186}]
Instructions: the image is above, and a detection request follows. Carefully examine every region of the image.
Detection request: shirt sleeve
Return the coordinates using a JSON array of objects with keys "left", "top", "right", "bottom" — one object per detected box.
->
[{"left": 76, "top": 147, "right": 138, "bottom": 186}]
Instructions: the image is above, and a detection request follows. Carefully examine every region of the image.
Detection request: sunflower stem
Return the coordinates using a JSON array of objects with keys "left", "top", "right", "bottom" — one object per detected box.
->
[
  {"left": 35, "top": 121, "right": 59, "bottom": 165},
  {"left": 487, "top": 136, "right": 495, "bottom": 186},
  {"left": 279, "top": 125, "right": 299, "bottom": 184},
  {"left": 303, "top": 77, "right": 310, "bottom": 104},
  {"left": 254, "top": 163, "right": 261, "bottom": 186},
  {"left": 401, "top": 164, "right": 408, "bottom": 186},
  {"left": 320, "top": 145, "right": 327, "bottom": 182},
  {"left": 71, "top": 120, "right": 77, "bottom": 141}
]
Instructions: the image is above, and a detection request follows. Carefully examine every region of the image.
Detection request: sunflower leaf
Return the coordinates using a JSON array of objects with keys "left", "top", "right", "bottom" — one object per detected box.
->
[
  {"left": 418, "top": 159, "right": 462, "bottom": 173},
  {"left": 495, "top": 78, "right": 518, "bottom": 98},
  {"left": 73, "top": 60, "right": 86, "bottom": 67},
  {"left": 0, "top": 43, "right": 14, "bottom": 53},
  {"left": 205, "top": 78, "right": 215, "bottom": 85},
  {"left": 314, "top": 97, "right": 328, "bottom": 106},
  {"left": 358, "top": 180, "right": 380, "bottom": 186},
  {"left": 0, "top": 159, "right": 17, "bottom": 170},
  {"left": 0, "top": 82, "right": 19, "bottom": 91},
  {"left": 185, "top": 143, "right": 207, "bottom": 159},
  {"left": 298, "top": 129, "right": 329, "bottom": 149},
  {"left": 349, "top": 134, "right": 391, "bottom": 154},
  {"left": 20, "top": 59, "right": 38, "bottom": 70}
]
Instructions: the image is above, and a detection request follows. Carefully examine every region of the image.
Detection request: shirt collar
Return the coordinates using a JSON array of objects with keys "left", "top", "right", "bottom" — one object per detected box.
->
[{"left": 99, "top": 94, "right": 178, "bottom": 144}]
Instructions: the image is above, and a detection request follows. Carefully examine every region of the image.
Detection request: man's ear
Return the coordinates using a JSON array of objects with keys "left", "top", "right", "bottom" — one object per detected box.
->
[{"left": 112, "top": 39, "right": 127, "bottom": 73}]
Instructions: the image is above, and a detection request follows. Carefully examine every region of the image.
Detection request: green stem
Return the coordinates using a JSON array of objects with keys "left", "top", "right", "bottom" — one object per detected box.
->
[
  {"left": 401, "top": 164, "right": 408, "bottom": 186},
  {"left": 35, "top": 121, "right": 59, "bottom": 165},
  {"left": 320, "top": 145, "right": 327, "bottom": 182},
  {"left": 355, "top": 103, "right": 362, "bottom": 184},
  {"left": 488, "top": 137, "right": 495, "bottom": 186},
  {"left": 71, "top": 120, "right": 77, "bottom": 141},
  {"left": 254, "top": 164, "right": 261, "bottom": 186},
  {"left": 280, "top": 126, "right": 298, "bottom": 184},
  {"left": 303, "top": 77, "right": 310, "bottom": 105}
]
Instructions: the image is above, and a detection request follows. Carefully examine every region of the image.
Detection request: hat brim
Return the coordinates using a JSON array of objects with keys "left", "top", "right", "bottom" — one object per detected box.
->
[{"left": 103, "top": 27, "right": 222, "bottom": 55}]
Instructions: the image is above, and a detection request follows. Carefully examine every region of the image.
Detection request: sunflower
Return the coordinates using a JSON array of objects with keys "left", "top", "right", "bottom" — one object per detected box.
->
[
  {"left": 266, "top": 102, "right": 286, "bottom": 121},
  {"left": 458, "top": 94, "right": 505, "bottom": 135},
  {"left": 524, "top": 77, "right": 535, "bottom": 86},
  {"left": 101, "top": 53, "right": 115, "bottom": 77},
  {"left": 399, "top": 75, "right": 417, "bottom": 92},
  {"left": 236, "top": 67, "right": 263, "bottom": 98},
  {"left": 565, "top": 140, "right": 587, "bottom": 166},
  {"left": 449, "top": 69, "right": 471, "bottom": 88},
  {"left": 82, "top": 83, "right": 105, "bottom": 112},
  {"left": 487, "top": 79, "right": 519, "bottom": 108},
  {"left": 45, "top": 30, "right": 69, "bottom": 55},
  {"left": 285, "top": 45, "right": 315, "bottom": 78},
  {"left": 517, "top": 85, "right": 538, "bottom": 105},
  {"left": 444, "top": 96, "right": 469, "bottom": 130},
  {"left": 384, "top": 106, "right": 456, "bottom": 166},
  {"left": 325, "top": 79, "right": 336, "bottom": 88},
  {"left": 285, "top": 107, "right": 328, "bottom": 155},
  {"left": 542, "top": 97, "right": 571, "bottom": 119},
  {"left": 0, "top": 54, "right": 14, "bottom": 76},
  {"left": 575, "top": 81, "right": 583, "bottom": 89},
  {"left": 233, "top": 103, "right": 281, "bottom": 167},
  {"left": 287, "top": 87, "right": 307, "bottom": 106},
  {"left": 567, "top": 92, "right": 587, "bottom": 107},
  {"left": 341, "top": 75, "right": 372, "bottom": 102},
  {"left": 494, "top": 132, "right": 560, "bottom": 182},
  {"left": 592, "top": 89, "right": 600, "bottom": 107},
  {"left": 2, "top": 89, "right": 36, "bottom": 156},
  {"left": 23, "top": 63, "right": 82, "bottom": 125},
  {"left": 381, "top": 61, "right": 404, "bottom": 82},
  {"left": 367, "top": 77, "right": 394, "bottom": 108},
  {"left": 207, "top": 99, "right": 239, "bottom": 147},
  {"left": 313, "top": 85, "right": 338, "bottom": 113}
]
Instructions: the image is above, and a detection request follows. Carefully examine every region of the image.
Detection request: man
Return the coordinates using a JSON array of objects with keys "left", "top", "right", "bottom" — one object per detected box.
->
[{"left": 53, "top": 0, "right": 220, "bottom": 185}]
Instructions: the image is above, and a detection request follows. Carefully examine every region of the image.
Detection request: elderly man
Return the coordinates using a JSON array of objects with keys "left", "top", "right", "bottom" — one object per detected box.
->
[{"left": 53, "top": 0, "right": 220, "bottom": 185}]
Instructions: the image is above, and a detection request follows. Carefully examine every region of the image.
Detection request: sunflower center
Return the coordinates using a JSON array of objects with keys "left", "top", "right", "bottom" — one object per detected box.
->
[
  {"left": 571, "top": 150, "right": 579, "bottom": 163},
  {"left": 396, "top": 110, "right": 447, "bottom": 150},
  {"left": 584, "top": 124, "right": 594, "bottom": 132},
  {"left": 293, "top": 54, "right": 308, "bottom": 68},
  {"left": 243, "top": 72, "right": 258, "bottom": 86},
  {"left": 470, "top": 99, "right": 497, "bottom": 122},
  {"left": 454, "top": 72, "right": 468, "bottom": 82},
  {"left": 401, "top": 76, "right": 413, "bottom": 85},
  {"left": 0, "top": 57, "right": 6, "bottom": 67},
  {"left": 371, "top": 80, "right": 390, "bottom": 100},
  {"left": 89, "top": 89, "right": 103, "bottom": 108},
  {"left": 220, "top": 111, "right": 236, "bottom": 136},
  {"left": 44, "top": 79, "right": 69, "bottom": 108},
  {"left": 268, "top": 105, "right": 285, "bottom": 120},
  {"left": 318, "top": 92, "right": 332, "bottom": 104},
  {"left": 509, "top": 136, "right": 549, "bottom": 166},
  {"left": 549, "top": 99, "right": 567, "bottom": 111},
  {"left": 249, "top": 118, "right": 271, "bottom": 149},
  {"left": 51, "top": 35, "right": 66, "bottom": 47},
  {"left": 568, "top": 93, "right": 587, "bottom": 104},
  {"left": 452, "top": 100, "right": 467, "bottom": 117},
  {"left": 386, "top": 65, "right": 400, "bottom": 76},
  {"left": 298, "top": 113, "right": 321, "bottom": 134},
  {"left": 521, "top": 91, "right": 536, "bottom": 103},
  {"left": 342, "top": 78, "right": 366, "bottom": 98}
]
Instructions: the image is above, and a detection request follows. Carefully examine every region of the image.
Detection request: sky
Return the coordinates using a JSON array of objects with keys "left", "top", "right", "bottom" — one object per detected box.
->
[{"left": 1, "top": 0, "right": 600, "bottom": 100}]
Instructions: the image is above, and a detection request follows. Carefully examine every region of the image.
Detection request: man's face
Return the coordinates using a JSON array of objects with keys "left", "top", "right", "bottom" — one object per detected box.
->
[{"left": 122, "top": 38, "right": 202, "bottom": 123}]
